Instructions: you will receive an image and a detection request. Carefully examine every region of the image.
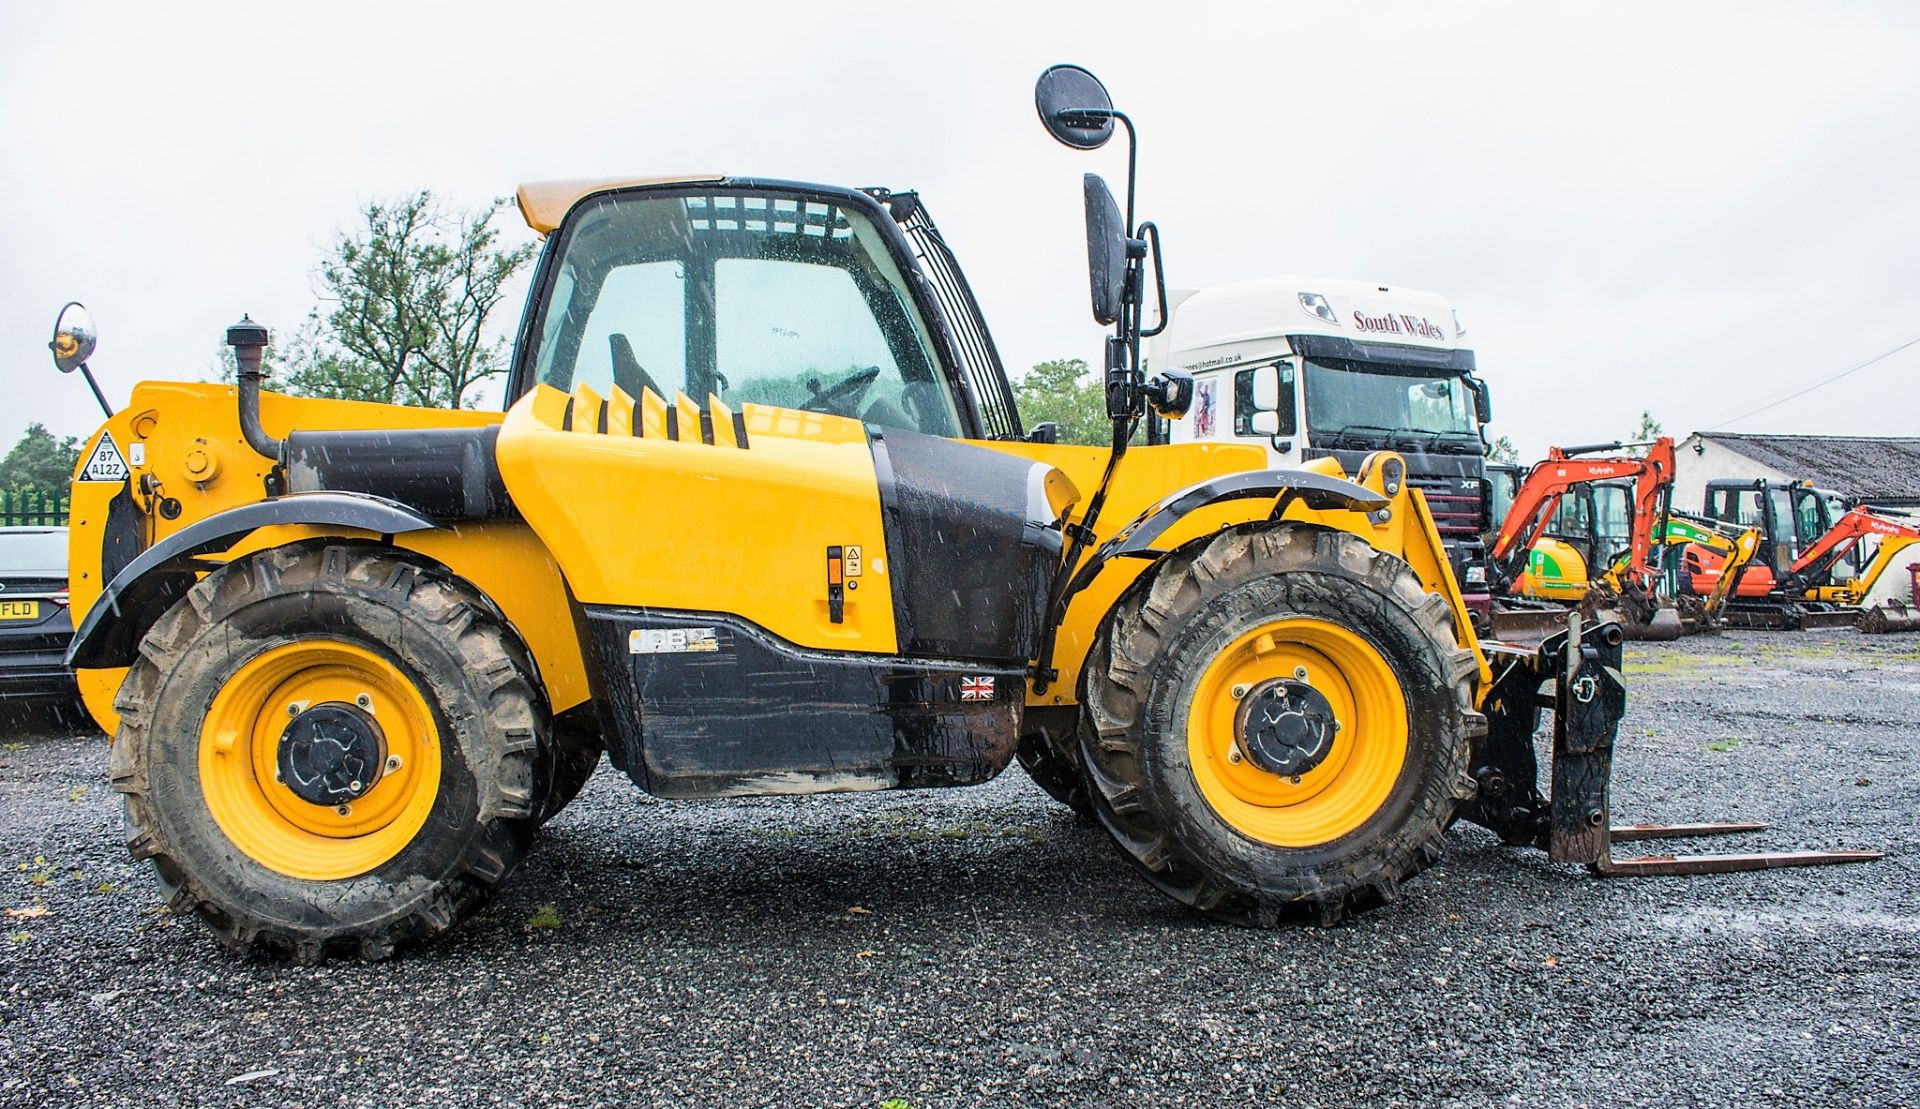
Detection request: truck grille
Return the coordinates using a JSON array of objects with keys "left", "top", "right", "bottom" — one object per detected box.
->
[{"left": 1410, "top": 476, "right": 1482, "bottom": 541}]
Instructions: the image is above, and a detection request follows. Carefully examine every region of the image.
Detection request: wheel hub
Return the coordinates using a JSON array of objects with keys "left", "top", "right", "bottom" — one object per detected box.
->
[
  {"left": 277, "top": 703, "right": 386, "bottom": 806},
  {"left": 1235, "top": 679, "right": 1339, "bottom": 779}
]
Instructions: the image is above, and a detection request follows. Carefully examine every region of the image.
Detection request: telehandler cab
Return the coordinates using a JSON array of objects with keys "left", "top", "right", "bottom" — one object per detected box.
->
[{"left": 52, "top": 67, "right": 1877, "bottom": 962}]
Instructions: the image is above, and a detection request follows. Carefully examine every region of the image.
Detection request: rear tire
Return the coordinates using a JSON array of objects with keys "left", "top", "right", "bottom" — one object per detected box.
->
[
  {"left": 109, "top": 542, "right": 545, "bottom": 962},
  {"left": 1081, "top": 524, "right": 1479, "bottom": 926}
]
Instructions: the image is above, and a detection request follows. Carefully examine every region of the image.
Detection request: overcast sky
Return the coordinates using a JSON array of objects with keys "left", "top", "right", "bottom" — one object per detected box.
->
[{"left": 2, "top": 2, "right": 1916, "bottom": 461}]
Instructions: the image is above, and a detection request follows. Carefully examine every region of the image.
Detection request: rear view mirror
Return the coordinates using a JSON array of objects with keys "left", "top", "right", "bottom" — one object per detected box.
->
[
  {"left": 1251, "top": 370, "right": 1281, "bottom": 412},
  {"left": 1035, "top": 64, "right": 1115, "bottom": 150},
  {"left": 1247, "top": 364, "right": 1297, "bottom": 437},
  {"left": 1084, "top": 175, "right": 1126, "bottom": 326},
  {"left": 50, "top": 302, "right": 96, "bottom": 373},
  {"left": 1467, "top": 375, "right": 1492, "bottom": 423}
]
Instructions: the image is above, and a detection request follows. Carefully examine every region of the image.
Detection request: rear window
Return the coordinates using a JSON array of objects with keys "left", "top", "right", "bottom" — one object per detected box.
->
[{"left": 0, "top": 530, "right": 68, "bottom": 573}]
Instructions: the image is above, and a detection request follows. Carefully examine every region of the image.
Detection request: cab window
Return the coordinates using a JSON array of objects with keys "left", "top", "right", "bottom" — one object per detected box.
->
[
  {"left": 1591, "top": 483, "right": 1633, "bottom": 561},
  {"left": 530, "top": 189, "right": 960, "bottom": 437}
]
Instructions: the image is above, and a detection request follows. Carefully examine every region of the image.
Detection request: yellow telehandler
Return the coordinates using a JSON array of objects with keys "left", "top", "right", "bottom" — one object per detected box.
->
[{"left": 49, "top": 66, "right": 1873, "bottom": 961}]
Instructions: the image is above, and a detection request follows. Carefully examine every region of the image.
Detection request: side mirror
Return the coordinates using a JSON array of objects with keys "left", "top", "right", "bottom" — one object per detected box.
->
[
  {"left": 1245, "top": 364, "right": 1298, "bottom": 438},
  {"left": 1027, "top": 422, "right": 1060, "bottom": 444},
  {"left": 1034, "top": 64, "right": 1115, "bottom": 150},
  {"left": 1084, "top": 174, "right": 1126, "bottom": 326},
  {"left": 1467, "top": 375, "right": 1492, "bottom": 424},
  {"left": 50, "top": 302, "right": 96, "bottom": 373},
  {"left": 1251, "top": 370, "right": 1281, "bottom": 412}
]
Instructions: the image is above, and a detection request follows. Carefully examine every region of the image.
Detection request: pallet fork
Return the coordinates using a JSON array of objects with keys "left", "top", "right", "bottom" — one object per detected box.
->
[{"left": 1461, "top": 614, "right": 1882, "bottom": 875}]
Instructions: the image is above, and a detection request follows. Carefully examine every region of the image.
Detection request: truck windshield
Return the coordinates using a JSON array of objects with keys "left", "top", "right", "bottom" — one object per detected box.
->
[{"left": 1303, "top": 358, "right": 1477, "bottom": 441}]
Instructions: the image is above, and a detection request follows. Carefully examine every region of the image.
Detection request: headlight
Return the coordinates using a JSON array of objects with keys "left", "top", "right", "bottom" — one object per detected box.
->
[{"left": 1465, "top": 565, "right": 1487, "bottom": 585}]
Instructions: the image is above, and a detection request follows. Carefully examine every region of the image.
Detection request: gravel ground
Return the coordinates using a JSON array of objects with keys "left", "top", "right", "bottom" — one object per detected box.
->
[{"left": 1, "top": 628, "right": 1915, "bottom": 1108}]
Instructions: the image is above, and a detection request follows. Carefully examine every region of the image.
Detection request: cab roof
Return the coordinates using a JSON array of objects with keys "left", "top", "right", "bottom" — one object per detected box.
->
[
  {"left": 515, "top": 174, "right": 724, "bottom": 234},
  {"left": 1163, "top": 275, "right": 1463, "bottom": 362}
]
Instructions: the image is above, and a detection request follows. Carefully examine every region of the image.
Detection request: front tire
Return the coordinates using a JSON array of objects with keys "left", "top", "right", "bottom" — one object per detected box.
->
[
  {"left": 109, "top": 542, "right": 545, "bottom": 962},
  {"left": 1081, "top": 525, "right": 1479, "bottom": 926}
]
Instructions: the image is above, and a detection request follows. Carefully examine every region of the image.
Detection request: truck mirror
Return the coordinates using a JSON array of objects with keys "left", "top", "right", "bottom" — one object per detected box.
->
[
  {"left": 1248, "top": 365, "right": 1298, "bottom": 437},
  {"left": 1084, "top": 174, "right": 1126, "bottom": 326},
  {"left": 50, "top": 302, "right": 96, "bottom": 373},
  {"left": 1035, "top": 64, "right": 1115, "bottom": 150},
  {"left": 1467, "top": 375, "right": 1492, "bottom": 424},
  {"left": 1251, "top": 369, "right": 1280, "bottom": 411}
]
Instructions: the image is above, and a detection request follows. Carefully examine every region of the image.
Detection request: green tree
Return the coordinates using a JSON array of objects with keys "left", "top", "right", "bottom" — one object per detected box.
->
[
  {"left": 236, "top": 192, "right": 536, "bottom": 408},
  {"left": 1632, "top": 410, "right": 1664, "bottom": 443},
  {"left": 0, "top": 423, "right": 82, "bottom": 500},
  {"left": 1013, "top": 358, "right": 1107, "bottom": 446},
  {"left": 1488, "top": 434, "right": 1520, "bottom": 464}
]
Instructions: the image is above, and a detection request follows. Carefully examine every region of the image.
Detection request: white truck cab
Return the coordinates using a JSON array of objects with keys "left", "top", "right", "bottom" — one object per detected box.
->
[{"left": 1148, "top": 276, "right": 1494, "bottom": 608}]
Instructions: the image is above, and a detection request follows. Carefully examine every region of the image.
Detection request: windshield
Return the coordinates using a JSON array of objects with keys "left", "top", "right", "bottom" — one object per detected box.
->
[
  {"left": 0, "top": 529, "right": 67, "bottom": 573},
  {"left": 530, "top": 188, "right": 961, "bottom": 437},
  {"left": 1303, "top": 358, "right": 1477, "bottom": 441}
]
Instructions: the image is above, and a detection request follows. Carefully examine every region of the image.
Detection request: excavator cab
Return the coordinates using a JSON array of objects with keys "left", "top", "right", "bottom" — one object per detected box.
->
[{"left": 1695, "top": 479, "right": 1920, "bottom": 626}]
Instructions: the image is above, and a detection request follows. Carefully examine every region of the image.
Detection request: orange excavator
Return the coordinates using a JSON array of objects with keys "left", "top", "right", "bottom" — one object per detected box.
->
[
  {"left": 1488, "top": 438, "right": 1761, "bottom": 639},
  {"left": 1685, "top": 478, "right": 1920, "bottom": 630}
]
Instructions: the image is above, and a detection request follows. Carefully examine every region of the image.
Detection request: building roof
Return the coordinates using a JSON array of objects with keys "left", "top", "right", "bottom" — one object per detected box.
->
[{"left": 1689, "top": 433, "right": 1920, "bottom": 504}]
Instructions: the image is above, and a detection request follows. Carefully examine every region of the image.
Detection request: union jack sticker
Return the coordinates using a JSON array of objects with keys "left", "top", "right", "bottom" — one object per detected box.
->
[{"left": 959, "top": 676, "right": 996, "bottom": 701}]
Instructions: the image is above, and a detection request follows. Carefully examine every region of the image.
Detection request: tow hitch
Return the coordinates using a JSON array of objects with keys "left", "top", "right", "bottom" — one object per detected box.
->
[{"left": 1462, "top": 613, "right": 1883, "bottom": 875}]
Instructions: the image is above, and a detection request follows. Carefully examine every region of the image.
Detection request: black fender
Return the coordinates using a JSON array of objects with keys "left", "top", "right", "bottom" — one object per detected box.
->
[
  {"left": 1059, "top": 468, "right": 1389, "bottom": 610},
  {"left": 66, "top": 492, "right": 437, "bottom": 669}
]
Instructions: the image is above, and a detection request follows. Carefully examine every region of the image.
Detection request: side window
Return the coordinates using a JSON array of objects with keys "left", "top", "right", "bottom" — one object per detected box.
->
[
  {"left": 1824, "top": 493, "right": 1863, "bottom": 574},
  {"left": 574, "top": 262, "right": 687, "bottom": 399},
  {"left": 1233, "top": 369, "right": 1256, "bottom": 435},
  {"left": 1593, "top": 485, "right": 1632, "bottom": 557},
  {"left": 1793, "top": 492, "right": 1825, "bottom": 550},
  {"left": 714, "top": 258, "right": 952, "bottom": 435},
  {"left": 1713, "top": 488, "right": 1764, "bottom": 528},
  {"left": 1549, "top": 489, "right": 1591, "bottom": 538}
]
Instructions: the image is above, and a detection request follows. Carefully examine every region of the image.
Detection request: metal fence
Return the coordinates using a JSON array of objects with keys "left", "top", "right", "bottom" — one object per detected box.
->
[{"left": 0, "top": 490, "right": 70, "bottom": 527}]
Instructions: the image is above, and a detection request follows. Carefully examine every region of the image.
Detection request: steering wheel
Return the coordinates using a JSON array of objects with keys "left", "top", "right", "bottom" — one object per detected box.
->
[{"left": 800, "top": 366, "right": 881, "bottom": 415}]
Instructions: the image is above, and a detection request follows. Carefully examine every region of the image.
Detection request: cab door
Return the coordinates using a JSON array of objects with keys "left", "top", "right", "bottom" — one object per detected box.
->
[{"left": 495, "top": 183, "right": 1064, "bottom": 796}]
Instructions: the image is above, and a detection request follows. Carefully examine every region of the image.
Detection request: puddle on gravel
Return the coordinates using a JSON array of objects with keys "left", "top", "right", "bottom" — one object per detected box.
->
[{"left": 1655, "top": 904, "right": 1920, "bottom": 937}]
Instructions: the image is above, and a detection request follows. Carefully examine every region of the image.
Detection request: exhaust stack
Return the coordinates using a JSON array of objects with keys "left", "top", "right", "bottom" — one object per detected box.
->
[{"left": 226, "top": 315, "right": 282, "bottom": 463}]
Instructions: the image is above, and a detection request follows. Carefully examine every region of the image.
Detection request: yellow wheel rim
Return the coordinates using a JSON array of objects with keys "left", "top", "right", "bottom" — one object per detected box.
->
[
  {"left": 1186, "top": 618, "right": 1408, "bottom": 847},
  {"left": 199, "top": 641, "right": 442, "bottom": 881}
]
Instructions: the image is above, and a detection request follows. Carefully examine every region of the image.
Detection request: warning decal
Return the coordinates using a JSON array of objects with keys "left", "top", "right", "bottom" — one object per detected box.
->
[{"left": 79, "top": 434, "right": 130, "bottom": 483}]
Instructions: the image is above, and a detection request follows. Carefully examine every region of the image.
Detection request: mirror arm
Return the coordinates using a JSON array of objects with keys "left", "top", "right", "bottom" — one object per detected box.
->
[
  {"left": 1138, "top": 222, "right": 1169, "bottom": 338},
  {"left": 1061, "top": 108, "right": 1140, "bottom": 235},
  {"left": 79, "top": 366, "right": 114, "bottom": 419}
]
